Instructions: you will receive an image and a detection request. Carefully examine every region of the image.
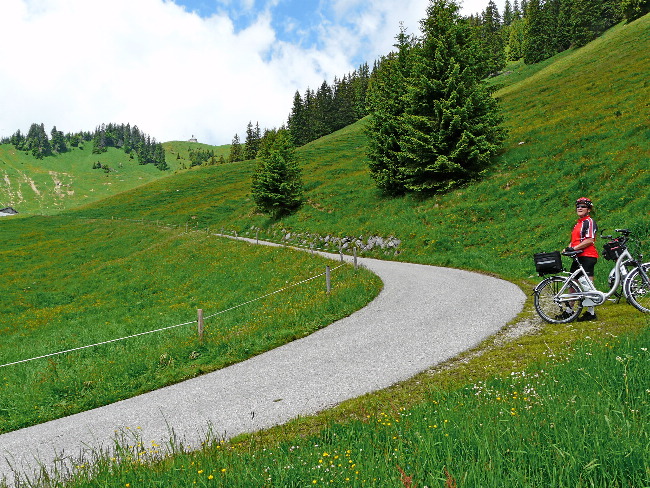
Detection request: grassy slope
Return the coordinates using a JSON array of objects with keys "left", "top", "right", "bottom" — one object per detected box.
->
[
  {"left": 0, "top": 140, "right": 231, "bottom": 215},
  {"left": 0, "top": 217, "right": 380, "bottom": 432},
  {"left": 73, "top": 16, "right": 650, "bottom": 284}
]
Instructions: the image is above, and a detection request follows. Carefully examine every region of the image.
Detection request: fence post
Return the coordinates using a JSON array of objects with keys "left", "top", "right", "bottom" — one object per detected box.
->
[
  {"left": 339, "top": 245, "right": 343, "bottom": 262},
  {"left": 326, "top": 266, "right": 331, "bottom": 294},
  {"left": 197, "top": 309, "right": 204, "bottom": 343},
  {"left": 256, "top": 230, "right": 259, "bottom": 244},
  {"left": 353, "top": 247, "right": 358, "bottom": 269}
]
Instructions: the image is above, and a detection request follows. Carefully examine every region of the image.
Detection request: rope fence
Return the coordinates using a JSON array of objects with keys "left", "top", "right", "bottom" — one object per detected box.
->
[{"left": 0, "top": 263, "right": 346, "bottom": 369}]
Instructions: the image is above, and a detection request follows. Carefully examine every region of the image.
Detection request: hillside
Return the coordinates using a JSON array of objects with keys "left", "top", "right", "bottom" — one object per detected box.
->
[
  {"left": 72, "top": 15, "right": 649, "bottom": 282},
  {"left": 0, "top": 138, "right": 232, "bottom": 215}
]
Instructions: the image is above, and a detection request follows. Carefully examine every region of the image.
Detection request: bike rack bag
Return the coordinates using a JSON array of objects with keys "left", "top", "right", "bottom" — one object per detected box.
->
[
  {"left": 534, "top": 251, "right": 563, "bottom": 276},
  {"left": 603, "top": 240, "right": 625, "bottom": 261}
]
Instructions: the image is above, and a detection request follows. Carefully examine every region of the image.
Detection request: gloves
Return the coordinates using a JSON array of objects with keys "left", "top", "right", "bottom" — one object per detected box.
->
[{"left": 564, "top": 246, "right": 575, "bottom": 252}]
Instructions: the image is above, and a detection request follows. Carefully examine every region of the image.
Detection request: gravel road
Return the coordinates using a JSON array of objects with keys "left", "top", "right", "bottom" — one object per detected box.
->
[{"left": 0, "top": 246, "right": 525, "bottom": 485}]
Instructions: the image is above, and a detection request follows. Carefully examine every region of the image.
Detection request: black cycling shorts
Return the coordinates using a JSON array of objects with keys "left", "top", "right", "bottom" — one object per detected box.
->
[{"left": 570, "top": 256, "right": 598, "bottom": 277}]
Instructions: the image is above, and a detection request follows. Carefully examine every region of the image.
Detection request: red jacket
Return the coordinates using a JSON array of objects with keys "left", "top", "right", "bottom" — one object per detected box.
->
[{"left": 571, "top": 216, "right": 599, "bottom": 258}]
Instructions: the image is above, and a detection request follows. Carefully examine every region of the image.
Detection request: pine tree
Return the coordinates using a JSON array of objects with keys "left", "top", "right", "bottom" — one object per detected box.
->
[
  {"left": 507, "top": 18, "right": 526, "bottom": 60},
  {"left": 523, "top": 0, "right": 548, "bottom": 63},
  {"left": 50, "top": 126, "right": 67, "bottom": 154},
  {"left": 479, "top": 0, "right": 506, "bottom": 75},
  {"left": 26, "top": 123, "right": 51, "bottom": 159},
  {"left": 366, "top": 25, "right": 415, "bottom": 195},
  {"left": 503, "top": 0, "right": 514, "bottom": 25},
  {"left": 396, "top": 0, "right": 506, "bottom": 193},
  {"left": 288, "top": 91, "right": 307, "bottom": 146},
  {"left": 251, "top": 130, "right": 303, "bottom": 219},
  {"left": 227, "top": 134, "right": 244, "bottom": 163},
  {"left": 621, "top": 0, "right": 650, "bottom": 21},
  {"left": 244, "top": 121, "right": 262, "bottom": 160}
]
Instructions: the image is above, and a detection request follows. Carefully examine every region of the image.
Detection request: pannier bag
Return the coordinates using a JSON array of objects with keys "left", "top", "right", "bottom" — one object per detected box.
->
[
  {"left": 603, "top": 240, "right": 625, "bottom": 261},
  {"left": 534, "top": 251, "right": 563, "bottom": 276}
]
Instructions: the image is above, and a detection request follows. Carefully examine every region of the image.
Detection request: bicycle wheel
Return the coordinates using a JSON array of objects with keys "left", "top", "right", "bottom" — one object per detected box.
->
[
  {"left": 623, "top": 264, "right": 650, "bottom": 313},
  {"left": 534, "top": 276, "right": 582, "bottom": 323}
]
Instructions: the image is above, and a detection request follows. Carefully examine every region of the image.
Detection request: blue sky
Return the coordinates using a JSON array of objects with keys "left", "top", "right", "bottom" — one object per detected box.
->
[{"left": 0, "top": 0, "right": 503, "bottom": 145}]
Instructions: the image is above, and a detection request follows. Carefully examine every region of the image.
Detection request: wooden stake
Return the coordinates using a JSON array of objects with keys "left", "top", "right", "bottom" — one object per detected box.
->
[
  {"left": 326, "top": 266, "right": 331, "bottom": 294},
  {"left": 197, "top": 309, "right": 204, "bottom": 342}
]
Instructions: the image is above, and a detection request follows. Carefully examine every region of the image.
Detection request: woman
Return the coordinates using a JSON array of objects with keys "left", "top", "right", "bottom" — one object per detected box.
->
[{"left": 564, "top": 196, "right": 599, "bottom": 321}]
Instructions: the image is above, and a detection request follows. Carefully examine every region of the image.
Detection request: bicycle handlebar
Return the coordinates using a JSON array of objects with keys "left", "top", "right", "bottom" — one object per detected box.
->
[{"left": 600, "top": 228, "right": 631, "bottom": 240}]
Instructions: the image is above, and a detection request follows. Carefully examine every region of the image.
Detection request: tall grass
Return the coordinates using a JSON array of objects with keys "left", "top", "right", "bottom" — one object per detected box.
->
[{"left": 0, "top": 217, "right": 381, "bottom": 433}]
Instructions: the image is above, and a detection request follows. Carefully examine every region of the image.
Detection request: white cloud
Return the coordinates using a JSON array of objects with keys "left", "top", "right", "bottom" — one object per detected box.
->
[{"left": 0, "top": 0, "right": 503, "bottom": 145}]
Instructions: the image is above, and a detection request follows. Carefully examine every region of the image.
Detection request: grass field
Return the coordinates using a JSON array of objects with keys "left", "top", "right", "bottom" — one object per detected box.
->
[
  {"left": 1, "top": 14, "right": 649, "bottom": 488},
  {"left": 0, "top": 217, "right": 381, "bottom": 433}
]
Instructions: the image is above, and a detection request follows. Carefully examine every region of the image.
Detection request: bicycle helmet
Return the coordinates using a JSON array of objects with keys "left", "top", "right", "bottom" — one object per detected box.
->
[{"left": 575, "top": 197, "right": 593, "bottom": 208}]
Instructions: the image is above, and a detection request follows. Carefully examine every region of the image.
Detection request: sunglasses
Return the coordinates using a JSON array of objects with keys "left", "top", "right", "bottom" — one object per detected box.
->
[{"left": 576, "top": 205, "right": 590, "bottom": 209}]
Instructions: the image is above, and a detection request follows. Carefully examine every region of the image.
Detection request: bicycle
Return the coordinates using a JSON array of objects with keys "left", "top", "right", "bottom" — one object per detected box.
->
[{"left": 533, "top": 228, "right": 650, "bottom": 323}]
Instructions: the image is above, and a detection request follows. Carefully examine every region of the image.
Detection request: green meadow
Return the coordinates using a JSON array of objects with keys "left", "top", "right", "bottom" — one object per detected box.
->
[
  {"left": 1, "top": 14, "right": 649, "bottom": 488},
  {"left": 0, "top": 217, "right": 381, "bottom": 432}
]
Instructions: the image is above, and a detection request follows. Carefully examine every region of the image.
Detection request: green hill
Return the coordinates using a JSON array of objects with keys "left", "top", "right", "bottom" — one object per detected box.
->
[
  {"left": 0, "top": 139, "right": 231, "bottom": 215},
  {"left": 73, "top": 15, "right": 649, "bottom": 282}
]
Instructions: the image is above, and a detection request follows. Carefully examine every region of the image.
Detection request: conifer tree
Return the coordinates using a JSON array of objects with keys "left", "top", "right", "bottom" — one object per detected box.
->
[
  {"left": 503, "top": 0, "right": 514, "bottom": 25},
  {"left": 522, "top": 0, "right": 547, "bottom": 63},
  {"left": 244, "top": 121, "right": 262, "bottom": 160},
  {"left": 227, "top": 134, "right": 244, "bottom": 163},
  {"left": 287, "top": 91, "right": 306, "bottom": 146},
  {"left": 26, "top": 123, "right": 51, "bottom": 159},
  {"left": 507, "top": 18, "right": 526, "bottom": 60},
  {"left": 251, "top": 130, "right": 303, "bottom": 218},
  {"left": 50, "top": 126, "right": 67, "bottom": 154},
  {"left": 479, "top": 0, "right": 506, "bottom": 75},
  {"left": 366, "top": 26, "right": 415, "bottom": 195},
  {"left": 396, "top": 0, "right": 506, "bottom": 193},
  {"left": 621, "top": 0, "right": 650, "bottom": 21}
]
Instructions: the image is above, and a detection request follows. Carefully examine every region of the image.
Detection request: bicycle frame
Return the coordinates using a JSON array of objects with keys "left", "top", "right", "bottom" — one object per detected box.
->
[{"left": 551, "top": 248, "right": 636, "bottom": 308}]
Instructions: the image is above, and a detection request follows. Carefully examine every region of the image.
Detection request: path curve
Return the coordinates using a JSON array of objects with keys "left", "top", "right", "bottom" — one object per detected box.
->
[{"left": 0, "top": 245, "right": 525, "bottom": 484}]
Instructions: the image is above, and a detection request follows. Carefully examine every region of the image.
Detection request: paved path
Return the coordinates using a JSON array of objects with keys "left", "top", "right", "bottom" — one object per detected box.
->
[{"left": 0, "top": 248, "right": 525, "bottom": 485}]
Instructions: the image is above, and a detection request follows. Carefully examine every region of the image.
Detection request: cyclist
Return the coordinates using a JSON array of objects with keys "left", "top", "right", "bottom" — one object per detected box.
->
[{"left": 563, "top": 196, "right": 599, "bottom": 321}]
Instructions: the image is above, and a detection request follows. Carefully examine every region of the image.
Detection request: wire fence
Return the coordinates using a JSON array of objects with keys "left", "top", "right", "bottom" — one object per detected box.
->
[{"left": 0, "top": 262, "right": 346, "bottom": 369}]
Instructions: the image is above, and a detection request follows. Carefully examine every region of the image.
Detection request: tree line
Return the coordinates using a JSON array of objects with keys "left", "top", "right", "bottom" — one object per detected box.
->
[
  {"left": 471, "top": 0, "right": 648, "bottom": 70},
  {"left": 1, "top": 122, "right": 168, "bottom": 170},
  {"left": 224, "top": 63, "right": 373, "bottom": 165}
]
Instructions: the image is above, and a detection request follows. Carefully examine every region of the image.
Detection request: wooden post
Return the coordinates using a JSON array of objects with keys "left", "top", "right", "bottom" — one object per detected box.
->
[
  {"left": 339, "top": 245, "right": 343, "bottom": 262},
  {"left": 197, "top": 309, "right": 204, "bottom": 342},
  {"left": 256, "top": 230, "right": 259, "bottom": 244},
  {"left": 353, "top": 247, "right": 358, "bottom": 269},
  {"left": 326, "top": 266, "right": 331, "bottom": 294}
]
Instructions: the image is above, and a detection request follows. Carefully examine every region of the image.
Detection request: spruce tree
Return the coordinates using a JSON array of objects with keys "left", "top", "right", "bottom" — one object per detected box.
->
[
  {"left": 480, "top": 0, "right": 506, "bottom": 75},
  {"left": 621, "top": 0, "right": 650, "bottom": 21},
  {"left": 50, "top": 126, "right": 67, "bottom": 154},
  {"left": 26, "top": 123, "right": 51, "bottom": 159},
  {"left": 251, "top": 130, "right": 303, "bottom": 219},
  {"left": 397, "top": 0, "right": 506, "bottom": 193},
  {"left": 228, "top": 134, "right": 244, "bottom": 163},
  {"left": 244, "top": 121, "right": 262, "bottom": 160},
  {"left": 366, "top": 26, "right": 414, "bottom": 195},
  {"left": 522, "top": 0, "right": 547, "bottom": 63}
]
